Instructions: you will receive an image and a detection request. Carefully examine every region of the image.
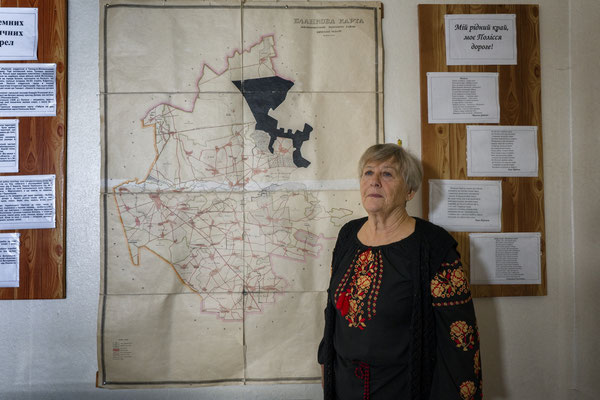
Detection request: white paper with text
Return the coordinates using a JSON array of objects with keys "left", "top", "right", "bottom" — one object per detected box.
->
[
  {"left": 427, "top": 72, "right": 500, "bottom": 124},
  {"left": 445, "top": 14, "right": 517, "bottom": 65},
  {"left": 0, "top": 63, "right": 56, "bottom": 117},
  {"left": 0, "top": 233, "right": 20, "bottom": 287},
  {"left": 470, "top": 232, "right": 541, "bottom": 285},
  {"left": 429, "top": 179, "right": 502, "bottom": 232},
  {"left": 0, "top": 119, "right": 18, "bottom": 173},
  {"left": 0, "top": 8, "right": 38, "bottom": 61},
  {"left": 0, "top": 175, "right": 55, "bottom": 230},
  {"left": 467, "top": 125, "right": 538, "bottom": 177}
]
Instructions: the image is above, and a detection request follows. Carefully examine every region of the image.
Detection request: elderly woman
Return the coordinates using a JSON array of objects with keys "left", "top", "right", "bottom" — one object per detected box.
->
[{"left": 318, "top": 144, "right": 482, "bottom": 400}]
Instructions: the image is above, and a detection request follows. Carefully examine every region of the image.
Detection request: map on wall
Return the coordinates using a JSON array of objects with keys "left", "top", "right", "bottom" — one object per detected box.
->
[{"left": 99, "top": 0, "right": 382, "bottom": 387}]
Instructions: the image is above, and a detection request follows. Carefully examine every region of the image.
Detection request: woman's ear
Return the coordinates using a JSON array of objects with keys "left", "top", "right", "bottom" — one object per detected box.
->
[{"left": 406, "top": 190, "right": 415, "bottom": 202}]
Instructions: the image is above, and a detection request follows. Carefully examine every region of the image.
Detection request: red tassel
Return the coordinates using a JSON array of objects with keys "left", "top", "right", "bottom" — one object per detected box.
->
[{"left": 336, "top": 291, "right": 350, "bottom": 316}]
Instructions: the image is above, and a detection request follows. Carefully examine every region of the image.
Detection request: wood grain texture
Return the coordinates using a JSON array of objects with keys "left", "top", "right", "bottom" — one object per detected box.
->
[
  {"left": 0, "top": 0, "right": 66, "bottom": 299},
  {"left": 418, "top": 4, "right": 546, "bottom": 297}
]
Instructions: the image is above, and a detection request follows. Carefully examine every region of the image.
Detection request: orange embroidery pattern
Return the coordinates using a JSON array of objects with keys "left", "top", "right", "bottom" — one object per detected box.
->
[
  {"left": 432, "top": 295, "right": 472, "bottom": 307},
  {"left": 474, "top": 350, "right": 481, "bottom": 375},
  {"left": 431, "top": 260, "right": 469, "bottom": 299},
  {"left": 450, "top": 321, "right": 476, "bottom": 351},
  {"left": 460, "top": 381, "right": 477, "bottom": 400},
  {"left": 334, "top": 249, "right": 383, "bottom": 330}
]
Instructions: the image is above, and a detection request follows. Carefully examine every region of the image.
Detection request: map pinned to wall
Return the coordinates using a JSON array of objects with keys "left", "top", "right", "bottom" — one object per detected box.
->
[{"left": 99, "top": 0, "right": 382, "bottom": 387}]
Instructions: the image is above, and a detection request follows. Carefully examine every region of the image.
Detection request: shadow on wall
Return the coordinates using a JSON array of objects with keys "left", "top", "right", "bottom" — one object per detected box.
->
[{"left": 474, "top": 297, "right": 506, "bottom": 399}]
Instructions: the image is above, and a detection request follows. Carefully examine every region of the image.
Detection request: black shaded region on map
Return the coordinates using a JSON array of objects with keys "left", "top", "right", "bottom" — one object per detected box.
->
[{"left": 232, "top": 77, "right": 313, "bottom": 168}]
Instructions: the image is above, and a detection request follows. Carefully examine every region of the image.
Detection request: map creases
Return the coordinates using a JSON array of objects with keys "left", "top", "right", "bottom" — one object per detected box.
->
[
  {"left": 100, "top": 1, "right": 382, "bottom": 386},
  {"left": 112, "top": 35, "right": 348, "bottom": 320}
]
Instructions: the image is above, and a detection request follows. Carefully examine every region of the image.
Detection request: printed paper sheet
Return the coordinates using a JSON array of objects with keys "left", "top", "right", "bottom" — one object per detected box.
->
[{"left": 470, "top": 233, "right": 541, "bottom": 285}]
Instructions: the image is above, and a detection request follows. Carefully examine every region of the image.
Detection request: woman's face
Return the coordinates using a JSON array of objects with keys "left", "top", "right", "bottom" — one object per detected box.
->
[{"left": 360, "top": 158, "right": 410, "bottom": 217}]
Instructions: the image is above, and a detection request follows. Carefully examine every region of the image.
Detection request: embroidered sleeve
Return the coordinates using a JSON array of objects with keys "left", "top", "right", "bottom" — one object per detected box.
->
[
  {"left": 431, "top": 259, "right": 472, "bottom": 307},
  {"left": 429, "top": 248, "right": 483, "bottom": 400}
]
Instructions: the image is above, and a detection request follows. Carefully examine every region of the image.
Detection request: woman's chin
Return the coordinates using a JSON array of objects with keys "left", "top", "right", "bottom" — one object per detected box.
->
[{"left": 363, "top": 206, "right": 387, "bottom": 216}]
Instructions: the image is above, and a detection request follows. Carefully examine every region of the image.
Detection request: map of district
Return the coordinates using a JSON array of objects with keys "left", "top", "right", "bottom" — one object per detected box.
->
[{"left": 99, "top": 0, "right": 382, "bottom": 387}]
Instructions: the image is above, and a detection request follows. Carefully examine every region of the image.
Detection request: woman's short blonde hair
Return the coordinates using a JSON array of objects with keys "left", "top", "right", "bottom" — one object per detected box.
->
[{"left": 358, "top": 143, "right": 423, "bottom": 193}]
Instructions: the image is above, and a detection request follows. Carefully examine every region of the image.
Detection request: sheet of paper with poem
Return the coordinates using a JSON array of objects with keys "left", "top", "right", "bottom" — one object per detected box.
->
[
  {"left": 427, "top": 72, "right": 499, "bottom": 124},
  {"left": 470, "top": 233, "right": 541, "bottom": 285},
  {"left": 429, "top": 179, "right": 502, "bottom": 232},
  {"left": 467, "top": 125, "right": 538, "bottom": 177}
]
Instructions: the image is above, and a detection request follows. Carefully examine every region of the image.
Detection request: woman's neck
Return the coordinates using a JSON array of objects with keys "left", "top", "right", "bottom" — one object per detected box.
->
[{"left": 358, "top": 208, "right": 416, "bottom": 246}]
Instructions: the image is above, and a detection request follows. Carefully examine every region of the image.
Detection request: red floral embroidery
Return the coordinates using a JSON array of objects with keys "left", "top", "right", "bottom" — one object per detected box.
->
[
  {"left": 334, "top": 249, "right": 383, "bottom": 329},
  {"left": 450, "top": 320, "right": 476, "bottom": 351},
  {"left": 336, "top": 291, "right": 350, "bottom": 316}
]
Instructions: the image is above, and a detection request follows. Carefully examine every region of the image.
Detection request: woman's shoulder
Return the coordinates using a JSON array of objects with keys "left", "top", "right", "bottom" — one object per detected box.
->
[
  {"left": 414, "top": 217, "right": 457, "bottom": 249},
  {"left": 337, "top": 216, "right": 368, "bottom": 239}
]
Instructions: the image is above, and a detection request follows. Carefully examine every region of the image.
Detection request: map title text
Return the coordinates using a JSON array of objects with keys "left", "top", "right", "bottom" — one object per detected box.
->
[{"left": 294, "top": 18, "right": 364, "bottom": 25}]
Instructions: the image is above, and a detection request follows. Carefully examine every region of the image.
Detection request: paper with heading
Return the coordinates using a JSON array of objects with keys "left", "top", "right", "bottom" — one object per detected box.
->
[
  {"left": 0, "top": 8, "right": 38, "bottom": 61},
  {"left": 467, "top": 125, "right": 538, "bottom": 177},
  {"left": 0, "top": 233, "right": 20, "bottom": 288},
  {"left": 445, "top": 14, "right": 517, "bottom": 65},
  {"left": 0, "top": 175, "right": 55, "bottom": 230},
  {"left": 427, "top": 72, "right": 500, "bottom": 124},
  {"left": 0, "top": 63, "right": 56, "bottom": 117},
  {"left": 470, "top": 232, "right": 541, "bottom": 285},
  {"left": 429, "top": 179, "right": 502, "bottom": 232},
  {"left": 0, "top": 119, "right": 18, "bottom": 173}
]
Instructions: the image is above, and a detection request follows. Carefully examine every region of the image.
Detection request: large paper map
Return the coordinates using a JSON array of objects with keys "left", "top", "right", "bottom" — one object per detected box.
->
[{"left": 99, "top": 0, "right": 382, "bottom": 387}]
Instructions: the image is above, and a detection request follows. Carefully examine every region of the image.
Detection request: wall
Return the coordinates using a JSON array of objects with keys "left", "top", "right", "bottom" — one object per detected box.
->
[
  {"left": 571, "top": 1, "right": 600, "bottom": 399},
  {"left": 0, "top": 0, "right": 597, "bottom": 399}
]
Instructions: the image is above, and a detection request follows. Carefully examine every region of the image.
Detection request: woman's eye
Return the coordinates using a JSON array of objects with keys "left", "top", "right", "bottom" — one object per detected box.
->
[
  {"left": 363, "top": 170, "right": 373, "bottom": 176},
  {"left": 383, "top": 171, "right": 393, "bottom": 177}
]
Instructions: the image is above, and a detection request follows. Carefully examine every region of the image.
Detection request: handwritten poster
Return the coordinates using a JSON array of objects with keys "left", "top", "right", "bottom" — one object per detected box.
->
[{"left": 445, "top": 14, "right": 517, "bottom": 65}]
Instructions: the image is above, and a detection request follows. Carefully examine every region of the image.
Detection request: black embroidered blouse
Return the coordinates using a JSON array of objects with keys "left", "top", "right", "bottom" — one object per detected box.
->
[{"left": 318, "top": 217, "right": 482, "bottom": 400}]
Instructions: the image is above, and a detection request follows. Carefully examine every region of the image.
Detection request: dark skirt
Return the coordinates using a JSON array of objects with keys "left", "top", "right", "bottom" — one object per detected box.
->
[{"left": 334, "top": 353, "right": 409, "bottom": 400}]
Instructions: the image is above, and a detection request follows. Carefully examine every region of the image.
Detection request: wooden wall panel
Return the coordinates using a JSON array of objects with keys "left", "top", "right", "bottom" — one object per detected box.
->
[
  {"left": 0, "top": 0, "right": 67, "bottom": 299},
  {"left": 418, "top": 4, "right": 545, "bottom": 297}
]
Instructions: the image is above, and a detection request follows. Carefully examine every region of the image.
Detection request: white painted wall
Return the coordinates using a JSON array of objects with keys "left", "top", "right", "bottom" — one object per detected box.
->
[
  {"left": 570, "top": 1, "right": 600, "bottom": 399},
  {"left": 0, "top": 0, "right": 597, "bottom": 399}
]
